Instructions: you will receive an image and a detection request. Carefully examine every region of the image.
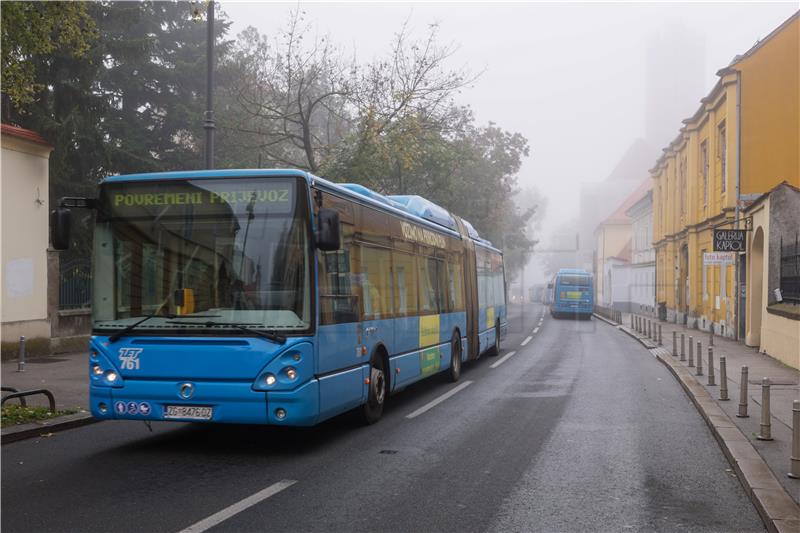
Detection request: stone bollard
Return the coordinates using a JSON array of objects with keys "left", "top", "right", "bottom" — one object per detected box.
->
[
  {"left": 672, "top": 331, "right": 677, "bottom": 357},
  {"left": 737, "top": 366, "right": 749, "bottom": 418},
  {"left": 680, "top": 333, "right": 686, "bottom": 362},
  {"left": 719, "top": 357, "right": 729, "bottom": 400},
  {"left": 707, "top": 347, "right": 715, "bottom": 386},
  {"left": 688, "top": 336, "right": 694, "bottom": 367},
  {"left": 757, "top": 378, "right": 773, "bottom": 441},
  {"left": 789, "top": 400, "right": 800, "bottom": 479},
  {"left": 695, "top": 341, "right": 703, "bottom": 376},
  {"left": 658, "top": 324, "right": 663, "bottom": 346},
  {"left": 16, "top": 336, "right": 26, "bottom": 372}
]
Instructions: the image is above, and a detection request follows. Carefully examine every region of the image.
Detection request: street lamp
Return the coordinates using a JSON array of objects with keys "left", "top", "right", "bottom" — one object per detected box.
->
[{"left": 193, "top": 1, "right": 216, "bottom": 169}]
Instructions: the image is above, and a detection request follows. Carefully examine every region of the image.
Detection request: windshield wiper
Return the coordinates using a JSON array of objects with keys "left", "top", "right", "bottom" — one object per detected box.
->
[
  {"left": 106, "top": 314, "right": 220, "bottom": 343},
  {"left": 166, "top": 320, "right": 287, "bottom": 344}
]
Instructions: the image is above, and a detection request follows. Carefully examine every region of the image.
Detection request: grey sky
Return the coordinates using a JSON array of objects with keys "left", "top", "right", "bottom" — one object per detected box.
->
[{"left": 221, "top": 1, "right": 797, "bottom": 237}]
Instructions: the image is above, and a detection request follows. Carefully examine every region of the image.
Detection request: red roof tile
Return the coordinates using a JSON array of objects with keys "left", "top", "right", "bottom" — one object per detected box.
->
[{"left": 1, "top": 124, "right": 52, "bottom": 147}]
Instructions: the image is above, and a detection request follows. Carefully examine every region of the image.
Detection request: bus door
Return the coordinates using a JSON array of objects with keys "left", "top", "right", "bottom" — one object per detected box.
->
[{"left": 455, "top": 219, "right": 480, "bottom": 360}]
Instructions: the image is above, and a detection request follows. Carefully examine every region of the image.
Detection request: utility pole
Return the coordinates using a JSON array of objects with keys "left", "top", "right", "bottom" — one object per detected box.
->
[{"left": 204, "top": 0, "right": 216, "bottom": 169}]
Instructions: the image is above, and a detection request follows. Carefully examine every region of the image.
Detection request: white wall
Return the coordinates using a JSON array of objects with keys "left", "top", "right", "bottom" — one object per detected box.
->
[{"left": 1, "top": 134, "right": 52, "bottom": 340}]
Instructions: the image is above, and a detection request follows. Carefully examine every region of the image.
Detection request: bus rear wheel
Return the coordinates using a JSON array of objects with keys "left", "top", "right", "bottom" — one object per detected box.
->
[
  {"left": 488, "top": 321, "right": 501, "bottom": 356},
  {"left": 360, "top": 352, "right": 387, "bottom": 425},
  {"left": 448, "top": 332, "right": 462, "bottom": 382}
]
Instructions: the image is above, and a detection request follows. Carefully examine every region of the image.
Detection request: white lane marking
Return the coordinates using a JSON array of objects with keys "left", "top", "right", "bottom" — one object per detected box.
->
[
  {"left": 406, "top": 381, "right": 473, "bottom": 419},
  {"left": 178, "top": 480, "right": 297, "bottom": 533},
  {"left": 490, "top": 350, "right": 517, "bottom": 369},
  {"left": 520, "top": 335, "right": 533, "bottom": 346},
  {"left": 533, "top": 327, "right": 540, "bottom": 334}
]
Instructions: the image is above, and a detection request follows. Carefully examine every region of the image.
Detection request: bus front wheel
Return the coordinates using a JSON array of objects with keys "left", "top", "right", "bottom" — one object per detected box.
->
[{"left": 360, "top": 352, "right": 387, "bottom": 424}]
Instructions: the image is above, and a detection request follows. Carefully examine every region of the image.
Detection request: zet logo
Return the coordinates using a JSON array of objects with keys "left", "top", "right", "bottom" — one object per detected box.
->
[{"left": 118, "top": 347, "right": 143, "bottom": 370}]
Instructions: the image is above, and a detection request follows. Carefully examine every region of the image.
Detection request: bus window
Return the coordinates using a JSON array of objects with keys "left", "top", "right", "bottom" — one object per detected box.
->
[
  {"left": 360, "top": 246, "right": 392, "bottom": 320},
  {"left": 393, "top": 251, "right": 418, "bottom": 316},
  {"left": 447, "top": 256, "right": 464, "bottom": 312},
  {"left": 419, "top": 256, "right": 444, "bottom": 314},
  {"left": 319, "top": 224, "right": 358, "bottom": 324}
]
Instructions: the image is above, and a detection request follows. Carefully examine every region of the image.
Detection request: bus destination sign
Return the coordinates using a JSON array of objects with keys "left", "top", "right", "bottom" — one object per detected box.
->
[{"left": 713, "top": 229, "right": 746, "bottom": 252}]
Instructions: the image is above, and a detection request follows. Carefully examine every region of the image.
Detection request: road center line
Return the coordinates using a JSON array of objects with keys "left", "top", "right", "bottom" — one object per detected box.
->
[
  {"left": 406, "top": 381, "right": 473, "bottom": 419},
  {"left": 520, "top": 335, "right": 533, "bottom": 346},
  {"left": 533, "top": 327, "right": 540, "bottom": 334},
  {"left": 490, "top": 350, "right": 517, "bottom": 369},
  {"left": 178, "top": 480, "right": 297, "bottom": 533}
]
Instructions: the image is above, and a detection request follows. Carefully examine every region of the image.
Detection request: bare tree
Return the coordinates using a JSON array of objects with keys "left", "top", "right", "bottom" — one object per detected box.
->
[{"left": 223, "top": 9, "right": 354, "bottom": 171}]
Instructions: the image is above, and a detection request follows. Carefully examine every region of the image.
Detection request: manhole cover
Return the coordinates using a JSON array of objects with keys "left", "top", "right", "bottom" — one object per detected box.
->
[{"left": 379, "top": 449, "right": 398, "bottom": 455}]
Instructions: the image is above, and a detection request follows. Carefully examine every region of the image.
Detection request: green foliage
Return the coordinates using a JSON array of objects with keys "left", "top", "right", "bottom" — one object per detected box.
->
[
  {"left": 1, "top": 1, "right": 96, "bottom": 108},
  {"left": 0, "top": 404, "right": 77, "bottom": 428},
  {"left": 3, "top": 1, "right": 230, "bottom": 261}
]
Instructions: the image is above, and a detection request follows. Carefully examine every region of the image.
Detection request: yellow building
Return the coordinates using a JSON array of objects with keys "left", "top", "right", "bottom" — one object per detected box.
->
[{"left": 652, "top": 12, "right": 799, "bottom": 343}]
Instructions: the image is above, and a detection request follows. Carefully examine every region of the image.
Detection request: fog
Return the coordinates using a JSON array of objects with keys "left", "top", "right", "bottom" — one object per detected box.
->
[{"left": 223, "top": 1, "right": 796, "bottom": 274}]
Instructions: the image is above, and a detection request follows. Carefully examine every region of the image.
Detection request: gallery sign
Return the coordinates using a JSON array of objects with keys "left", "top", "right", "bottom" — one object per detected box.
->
[
  {"left": 703, "top": 252, "right": 736, "bottom": 265},
  {"left": 713, "top": 229, "right": 746, "bottom": 252}
]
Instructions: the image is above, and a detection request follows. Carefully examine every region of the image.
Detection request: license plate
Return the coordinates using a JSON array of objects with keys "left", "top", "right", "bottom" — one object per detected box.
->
[{"left": 163, "top": 405, "right": 213, "bottom": 420}]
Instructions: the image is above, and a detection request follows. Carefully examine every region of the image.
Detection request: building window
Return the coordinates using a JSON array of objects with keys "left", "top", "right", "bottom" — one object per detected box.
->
[
  {"left": 718, "top": 121, "right": 727, "bottom": 194},
  {"left": 679, "top": 155, "right": 687, "bottom": 215},
  {"left": 701, "top": 140, "right": 709, "bottom": 205},
  {"left": 702, "top": 248, "right": 708, "bottom": 301}
]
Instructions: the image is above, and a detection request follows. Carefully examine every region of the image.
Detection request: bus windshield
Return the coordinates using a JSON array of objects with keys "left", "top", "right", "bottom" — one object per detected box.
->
[
  {"left": 558, "top": 274, "right": 591, "bottom": 287},
  {"left": 91, "top": 177, "right": 312, "bottom": 335}
]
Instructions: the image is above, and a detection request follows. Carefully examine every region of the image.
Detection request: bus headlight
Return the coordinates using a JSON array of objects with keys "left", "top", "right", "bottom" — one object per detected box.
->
[
  {"left": 264, "top": 373, "right": 276, "bottom": 386},
  {"left": 285, "top": 367, "right": 297, "bottom": 380},
  {"left": 105, "top": 370, "right": 118, "bottom": 383},
  {"left": 92, "top": 364, "right": 103, "bottom": 376}
]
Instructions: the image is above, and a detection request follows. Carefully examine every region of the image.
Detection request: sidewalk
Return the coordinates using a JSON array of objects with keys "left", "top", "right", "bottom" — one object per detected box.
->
[
  {"left": 612, "top": 311, "right": 799, "bottom": 531},
  {"left": 2, "top": 351, "right": 93, "bottom": 442}
]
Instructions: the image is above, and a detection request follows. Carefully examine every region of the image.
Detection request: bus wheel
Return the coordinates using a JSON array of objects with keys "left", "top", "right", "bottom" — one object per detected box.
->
[
  {"left": 489, "top": 321, "right": 501, "bottom": 356},
  {"left": 448, "top": 332, "right": 462, "bottom": 382},
  {"left": 360, "top": 352, "right": 387, "bottom": 425}
]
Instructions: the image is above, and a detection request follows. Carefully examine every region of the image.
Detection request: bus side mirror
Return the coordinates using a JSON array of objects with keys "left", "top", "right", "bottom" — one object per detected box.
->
[
  {"left": 316, "top": 208, "right": 340, "bottom": 251},
  {"left": 50, "top": 207, "right": 72, "bottom": 250}
]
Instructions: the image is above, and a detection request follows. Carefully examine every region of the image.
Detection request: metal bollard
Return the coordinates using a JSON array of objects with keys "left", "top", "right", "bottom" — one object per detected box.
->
[
  {"left": 672, "top": 331, "right": 677, "bottom": 356},
  {"left": 688, "top": 336, "right": 694, "bottom": 367},
  {"left": 680, "top": 333, "right": 686, "bottom": 362},
  {"left": 695, "top": 341, "right": 703, "bottom": 376},
  {"left": 737, "top": 366, "right": 749, "bottom": 417},
  {"left": 709, "top": 325, "right": 714, "bottom": 347},
  {"left": 16, "top": 336, "right": 26, "bottom": 372},
  {"left": 707, "top": 347, "right": 715, "bottom": 386},
  {"left": 719, "top": 357, "right": 729, "bottom": 400},
  {"left": 757, "top": 378, "right": 773, "bottom": 441},
  {"left": 789, "top": 400, "right": 800, "bottom": 479},
  {"left": 631, "top": 315, "right": 634, "bottom": 329},
  {"left": 647, "top": 320, "right": 651, "bottom": 338},
  {"left": 658, "top": 324, "right": 663, "bottom": 346}
]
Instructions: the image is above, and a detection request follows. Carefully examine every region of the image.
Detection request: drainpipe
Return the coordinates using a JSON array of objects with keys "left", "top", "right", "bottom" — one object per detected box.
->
[{"left": 734, "top": 70, "right": 742, "bottom": 341}]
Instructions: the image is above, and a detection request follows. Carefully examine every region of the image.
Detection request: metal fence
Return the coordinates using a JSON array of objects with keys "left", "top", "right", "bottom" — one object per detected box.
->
[
  {"left": 59, "top": 259, "right": 92, "bottom": 309},
  {"left": 780, "top": 232, "right": 800, "bottom": 304}
]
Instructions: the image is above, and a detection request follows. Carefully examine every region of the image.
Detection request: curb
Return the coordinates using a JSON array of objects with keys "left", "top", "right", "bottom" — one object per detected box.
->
[
  {"left": 611, "top": 321, "right": 800, "bottom": 533},
  {"left": 1, "top": 412, "right": 99, "bottom": 444},
  {"left": 591, "top": 313, "right": 618, "bottom": 326}
]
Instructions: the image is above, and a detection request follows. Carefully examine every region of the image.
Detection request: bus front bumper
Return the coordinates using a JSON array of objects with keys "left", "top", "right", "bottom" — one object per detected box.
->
[{"left": 90, "top": 378, "right": 321, "bottom": 426}]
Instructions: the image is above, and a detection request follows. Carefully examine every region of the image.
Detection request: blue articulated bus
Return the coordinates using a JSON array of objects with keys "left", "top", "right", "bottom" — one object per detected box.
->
[
  {"left": 549, "top": 268, "right": 593, "bottom": 320},
  {"left": 51, "top": 169, "right": 507, "bottom": 426}
]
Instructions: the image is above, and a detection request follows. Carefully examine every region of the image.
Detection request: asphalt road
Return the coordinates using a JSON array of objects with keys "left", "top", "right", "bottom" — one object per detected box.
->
[{"left": 2, "top": 303, "right": 764, "bottom": 532}]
